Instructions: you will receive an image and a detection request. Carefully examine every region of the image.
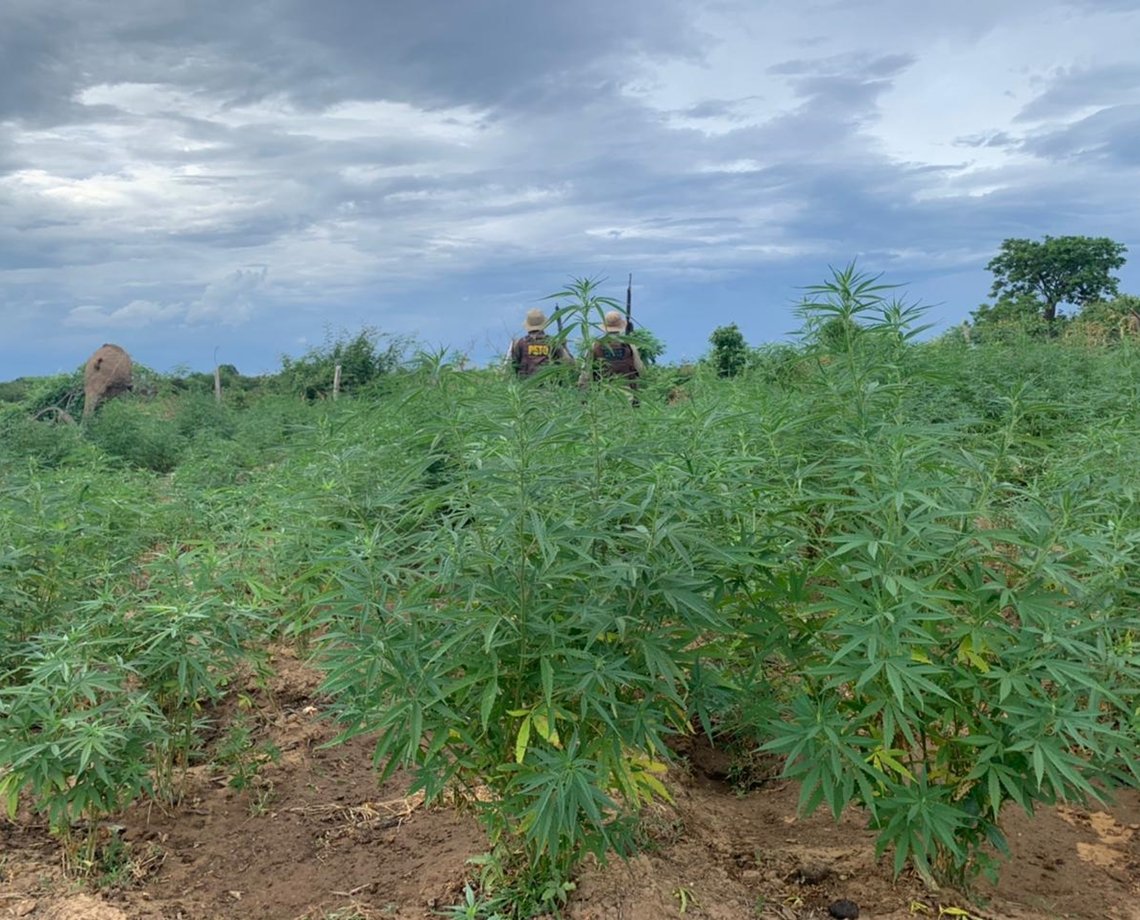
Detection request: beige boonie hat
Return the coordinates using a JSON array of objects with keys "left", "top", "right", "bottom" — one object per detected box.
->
[
  {"left": 603, "top": 310, "right": 626, "bottom": 332},
  {"left": 524, "top": 308, "right": 547, "bottom": 331}
]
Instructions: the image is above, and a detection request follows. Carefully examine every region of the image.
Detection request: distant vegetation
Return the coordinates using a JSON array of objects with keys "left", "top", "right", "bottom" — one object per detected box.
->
[
  {"left": 971, "top": 233, "right": 1135, "bottom": 344},
  {"left": 985, "top": 235, "right": 1127, "bottom": 323}
]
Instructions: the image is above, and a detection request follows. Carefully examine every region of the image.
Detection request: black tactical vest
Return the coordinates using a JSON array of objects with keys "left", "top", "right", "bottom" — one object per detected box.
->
[{"left": 592, "top": 337, "right": 638, "bottom": 380}]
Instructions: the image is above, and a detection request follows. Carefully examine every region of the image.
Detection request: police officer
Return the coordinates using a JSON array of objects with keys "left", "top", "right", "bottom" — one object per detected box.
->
[
  {"left": 581, "top": 310, "right": 644, "bottom": 404},
  {"left": 510, "top": 308, "right": 572, "bottom": 378}
]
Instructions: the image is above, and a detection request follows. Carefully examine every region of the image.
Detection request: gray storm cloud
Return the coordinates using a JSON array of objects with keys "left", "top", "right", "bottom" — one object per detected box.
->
[{"left": 1, "top": 0, "right": 1138, "bottom": 376}]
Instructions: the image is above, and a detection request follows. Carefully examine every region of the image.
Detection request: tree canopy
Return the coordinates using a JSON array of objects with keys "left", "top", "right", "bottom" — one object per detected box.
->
[
  {"left": 986, "top": 235, "right": 1127, "bottom": 322},
  {"left": 708, "top": 323, "right": 748, "bottom": 377}
]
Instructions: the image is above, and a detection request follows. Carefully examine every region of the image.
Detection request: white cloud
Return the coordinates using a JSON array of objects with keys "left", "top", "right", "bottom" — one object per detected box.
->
[
  {"left": 185, "top": 267, "right": 269, "bottom": 325},
  {"left": 59, "top": 269, "right": 268, "bottom": 331},
  {"left": 695, "top": 159, "right": 766, "bottom": 173},
  {"left": 77, "top": 83, "right": 493, "bottom": 144},
  {"left": 65, "top": 299, "right": 183, "bottom": 328}
]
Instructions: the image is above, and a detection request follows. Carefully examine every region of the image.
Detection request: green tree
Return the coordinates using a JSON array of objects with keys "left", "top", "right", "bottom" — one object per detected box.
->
[
  {"left": 986, "top": 236, "right": 1127, "bottom": 323},
  {"left": 708, "top": 323, "right": 748, "bottom": 378}
]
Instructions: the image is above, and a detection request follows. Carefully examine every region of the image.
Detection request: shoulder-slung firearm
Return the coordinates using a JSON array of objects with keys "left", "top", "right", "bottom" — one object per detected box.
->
[{"left": 625, "top": 273, "right": 634, "bottom": 333}]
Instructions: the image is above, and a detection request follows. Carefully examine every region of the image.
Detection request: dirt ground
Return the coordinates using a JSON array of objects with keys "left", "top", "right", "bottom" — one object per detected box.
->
[{"left": 2, "top": 648, "right": 1138, "bottom": 920}]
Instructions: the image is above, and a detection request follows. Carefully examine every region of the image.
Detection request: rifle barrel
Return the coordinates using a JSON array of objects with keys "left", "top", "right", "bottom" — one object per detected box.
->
[{"left": 625, "top": 273, "right": 633, "bottom": 333}]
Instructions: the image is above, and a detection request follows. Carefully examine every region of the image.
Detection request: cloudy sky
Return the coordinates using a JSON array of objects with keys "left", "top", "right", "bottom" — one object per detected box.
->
[{"left": 2, "top": 0, "right": 1139, "bottom": 377}]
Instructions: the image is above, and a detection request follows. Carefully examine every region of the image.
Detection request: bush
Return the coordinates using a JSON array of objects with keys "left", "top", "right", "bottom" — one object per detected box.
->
[
  {"left": 1067, "top": 294, "right": 1140, "bottom": 345},
  {"left": 316, "top": 381, "right": 735, "bottom": 912},
  {"left": 0, "top": 379, "right": 35, "bottom": 404},
  {"left": 708, "top": 323, "right": 748, "bottom": 377},
  {"left": 13, "top": 372, "right": 85, "bottom": 417},
  {"left": 275, "top": 326, "right": 406, "bottom": 399},
  {"left": 969, "top": 294, "right": 1062, "bottom": 345},
  {"left": 85, "top": 400, "right": 185, "bottom": 473},
  {"left": 0, "top": 633, "right": 168, "bottom": 864},
  {"left": 0, "top": 415, "right": 86, "bottom": 467},
  {"left": 749, "top": 343, "right": 813, "bottom": 389},
  {"left": 172, "top": 394, "right": 237, "bottom": 441},
  {"left": 748, "top": 265, "right": 1140, "bottom": 888},
  {"left": 626, "top": 327, "right": 666, "bottom": 365}
]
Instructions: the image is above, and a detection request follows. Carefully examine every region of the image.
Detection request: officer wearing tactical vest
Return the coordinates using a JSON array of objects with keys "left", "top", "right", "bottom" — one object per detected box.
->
[
  {"left": 510, "top": 308, "right": 572, "bottom": 378},
  {"left": 581, "top": 310, "right": 645, "bottom": 405}
]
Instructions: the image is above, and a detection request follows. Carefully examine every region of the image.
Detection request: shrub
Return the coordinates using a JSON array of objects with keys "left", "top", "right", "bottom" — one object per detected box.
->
[
  {"left": 15, "top": 371, "right": 85, "bottom": 417},
  {"left": 708, "top": 323, "right": 748, "bottom": 377},
  {"left": 0, "top": 634, "right": 168, "bottom": 868},
  {"left": 275, "top": 326, "right": 406, "bottom": 399},
  {"left": 1067, "top": 294, "right": 1140, "bottom": 345},
  {"left": 85, "top": 400, "right": 185, "bottom": 473},
  {"left": 172, "top": 393, "right": 237, "bottom": 441},
  {"left": 969, "top": 294, "right": 1062, "bottom": 345},
  {"left": 749, "top": 264, "right": 1140, "bottom": 888},
  {"left": 627, "top": 327, "right": 666, "bottom": 365},
  {"left": 0, "top": 414, "right": 86, "bottom": 467},
  {"left": 316, "top": 381, "right": 736, "bottom": 912}
]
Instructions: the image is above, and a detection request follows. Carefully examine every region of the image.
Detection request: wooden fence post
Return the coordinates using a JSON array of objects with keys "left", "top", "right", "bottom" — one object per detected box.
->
[
  {"left": 333, "top": 364, "right": 342, "bottom": 400},
  {"left": 212, "top": 346, "right": 223, "bottom": 403}
]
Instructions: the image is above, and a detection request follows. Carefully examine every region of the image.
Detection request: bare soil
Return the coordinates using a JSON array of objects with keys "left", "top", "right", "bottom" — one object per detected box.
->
[{"left": 3, "top": 648, "right": 1138, "bottom": 920}]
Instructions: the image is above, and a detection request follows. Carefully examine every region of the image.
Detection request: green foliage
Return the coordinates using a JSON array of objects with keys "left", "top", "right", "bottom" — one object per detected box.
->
[
  {"left": 708, "top": 323, "right": 748, "bottom": 378},
  {"left": 747, "top": 343, "right": 812, "bottom": 389},
  {"left": 986, "top": 235, "right": 1127, "bottom": 322},
  {"left": 0, "top": 414, "right": 87, "bottom": 467},
  {"left": 212, "top": 710, "right": 281, "bottom": 792},
  {"left": 0, "top": 465, "right": 161, "bottom": 668},
  {"left": 440, "top": 881, "right": 512, "bottom": 920},
  {"left": 106, "top": 582, "right": 263, "bottom": 794},
  {"left": 0, "top": 378, "right": 37, "bottom": 404},
  {"left": 796, "top": 262, "right": 908, "bottom": 342},
  {"left": 969, "top": 293, "right": 1059, "bottom": 344},
  {"left": 168, "top": 364, "right": 263, "bottom": 406},
  {"left": 542, "top": 276, "right": 662, "bottom": 362},
  {"left": 171, "top": 393, "right": 237, "bottom": 441},
  {"left": 1067, "top": 294, "right": 1140, "bottom": 345},
  {"left": 7, "top": 371, "right": 85, "bottom": 416},
  {"left": 84, "top": 399, "right": 186, "bottom": 473},
  {"left": 316, "top": 380, "right": 733, "bottom": 910},
  {"left": 750, "top": 265, "right": 1140, "bottom": 888},
  {"left": 813, "top": 315, "right": 863, "bottom": 352},
  {"left": 276, "top": 326, "right": 405, "bottom": 400},
  {"left": 0, "top": 635, "right": 168, "bottom": 860},
  {"left": 2, "top": 267, "right": 1140, "bottom": 911},
  {"left": 626, "top": 326, "right": 665, "bottom": 365},
  {"left": 544, "top": 277, "right": 625, "bottom": 364}
]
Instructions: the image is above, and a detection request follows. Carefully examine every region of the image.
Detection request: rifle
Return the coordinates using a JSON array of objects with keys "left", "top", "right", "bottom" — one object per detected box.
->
[
  {"left": 625, "top": 273, "right": 634, "bottom": 333},
  {"left": 555, "top": 302, "right": 563, "bottom": 335}
]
